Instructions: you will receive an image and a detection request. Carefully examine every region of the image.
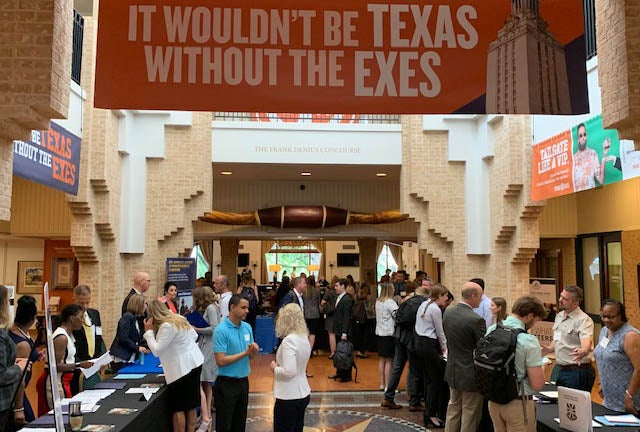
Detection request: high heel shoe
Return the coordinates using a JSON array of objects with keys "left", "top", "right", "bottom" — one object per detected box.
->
[{"left": 425, "top": 418, "right": 445, "bottom": 429}]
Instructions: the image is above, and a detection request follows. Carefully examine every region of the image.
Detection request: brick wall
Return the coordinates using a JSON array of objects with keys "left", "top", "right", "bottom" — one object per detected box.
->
[
  {"left": 596, "top": 0, "right": 640, "bottom": 147},
  {"left": 402, "top": 115, "right": 544, "bottom": 305},
  {"left": 621, "top": 230, "right": 640, "bottom": 328},
  {"left": 0, "top": 0, "right": 73, "bottom": 220}
]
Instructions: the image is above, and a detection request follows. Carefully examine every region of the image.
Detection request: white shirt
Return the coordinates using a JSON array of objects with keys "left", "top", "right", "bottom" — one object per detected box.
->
[
  {"left": 335, "top": 292, "right": 346, "bottom": 306},
  {"left": 144, "top": 323, "right": 204, "bottom": 384},
  {"left": 415, "top": 301, "right": 447, "bottom": 356},
  {"left": 52, "top": 326, "right": 76, "bottom": 364},
  {"left": 375, "top": 299, "right": 398, "bottom": 336},
  {"left": 273, "top": 333, "right": 311, "bottom": 400},
  {"left": 294, "top": 289, "right": 304, "bottom": 310},
  {"left": 473, "top": 294, "right": 492, "bottom": 327},
  {"left": 219, "top": 291, "right": 232, "bottom": 318}
]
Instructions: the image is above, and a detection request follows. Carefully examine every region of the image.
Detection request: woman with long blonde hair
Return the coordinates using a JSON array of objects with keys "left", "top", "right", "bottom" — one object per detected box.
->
[
  {"left": 191, "top": 286, "right": 220, "bottom": 432},
  {"left": 144, "top": 300, "right": 204, "bottom": 432},
  {"left": 270, "top": 304, "right": 311, "bottom": 432}
]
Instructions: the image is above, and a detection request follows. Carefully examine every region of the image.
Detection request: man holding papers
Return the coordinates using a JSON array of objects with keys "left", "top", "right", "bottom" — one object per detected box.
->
[{"left": 72, "top": 285, "right": 107, "bottom": 389}]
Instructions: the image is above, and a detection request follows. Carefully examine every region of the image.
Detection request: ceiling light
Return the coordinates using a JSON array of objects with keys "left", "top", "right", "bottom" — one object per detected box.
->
[
  {"left": 300, "top": 172, "right": 311, "bottom": 176},
  {"left": 220, "top": 171, "right": 232, "bottom": 175},
  {"left": 376, "top": 173, "right": 387, "bottom": 177}
]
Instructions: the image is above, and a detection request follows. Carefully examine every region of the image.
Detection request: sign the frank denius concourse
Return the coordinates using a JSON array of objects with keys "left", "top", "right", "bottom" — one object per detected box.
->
[{"left": 94, "top": 0, "right": 588, "bottom": 115}]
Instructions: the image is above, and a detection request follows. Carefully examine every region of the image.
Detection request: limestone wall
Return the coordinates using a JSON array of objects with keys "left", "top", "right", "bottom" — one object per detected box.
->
[{"left": 401, "top": 115, "right": 543, "bottom": 304}]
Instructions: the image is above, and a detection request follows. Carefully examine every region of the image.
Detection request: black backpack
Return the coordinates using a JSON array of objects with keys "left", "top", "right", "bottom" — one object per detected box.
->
[
  {"left": 333, "top": 340, "right": 358, "bottom": 382},
  {"left": 473, "top": 323, "right": 525, "bottom": 404},
  {"left": 392, "top": 295, "right": 426, "bottom": 351},
  {"left": 394, "top": 295, "right": 425, "bottom": 328}
]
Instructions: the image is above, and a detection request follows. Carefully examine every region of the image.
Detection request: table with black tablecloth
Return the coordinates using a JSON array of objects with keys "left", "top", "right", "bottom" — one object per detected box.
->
[
  {"left": 536, "top": 384, "right": 637, "bottom": 431},
  {"left": 26, "top": 355, "right": 170, "bottom": 432}
]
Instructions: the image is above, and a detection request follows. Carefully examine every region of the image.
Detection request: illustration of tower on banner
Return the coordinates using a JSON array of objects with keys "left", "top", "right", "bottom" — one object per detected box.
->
[{"left": 486, "top": 0, "right": 571, "bottom": 114}]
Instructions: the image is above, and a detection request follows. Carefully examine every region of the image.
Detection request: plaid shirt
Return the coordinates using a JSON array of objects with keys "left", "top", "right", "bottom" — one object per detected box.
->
[{"left": 0, "top": 329, "right": 22, "bottom": 412}]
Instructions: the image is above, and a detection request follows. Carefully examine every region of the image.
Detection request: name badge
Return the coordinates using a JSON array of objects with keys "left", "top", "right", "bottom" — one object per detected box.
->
[
  {"left": 244, "top": 333, "right": 250, "bottom": 342},
  {"left": 95, "top": 326, "right": 102, "bottom": 336},
  {"left": 598, "top": 337, "right": 609, "bottom": 349},
  {"left": 553, "top": 330, "right": 561, "bottom": 342}
]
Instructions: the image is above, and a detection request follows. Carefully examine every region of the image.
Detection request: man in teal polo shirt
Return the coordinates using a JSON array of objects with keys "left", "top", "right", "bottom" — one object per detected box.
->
[
  {"left": 213, "top": 294, "right": 259, "bottom": 432},
  {"left": 486, "top": 295, "right": 546, "bottom": 432}
]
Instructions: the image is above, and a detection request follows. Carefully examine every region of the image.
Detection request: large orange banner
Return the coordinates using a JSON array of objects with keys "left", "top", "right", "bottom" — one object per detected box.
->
[
  {"left": 95, "top": 0, "right": 587, "bottom": 114},
  {"left": 531, "top": 130, "right": 574, "bottom": 202}
]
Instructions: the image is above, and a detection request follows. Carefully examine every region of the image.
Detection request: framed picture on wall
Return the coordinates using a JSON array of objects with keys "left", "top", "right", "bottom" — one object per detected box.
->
[
  {"left": 51, "top": 258, "right": 76, "bottom": 290},
  {"left": 17, "top": 261, "right": 44, "bottom": 294}
]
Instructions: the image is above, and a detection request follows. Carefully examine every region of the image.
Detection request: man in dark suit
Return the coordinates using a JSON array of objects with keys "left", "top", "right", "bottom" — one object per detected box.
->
[
  {"left": 443, "top": 281, "right": 486, "bottom": 432},
  {"left": 121, "top": 271, "right": 151, "bottom": 315},
  {"left": 278, "top": 277, "right": 306, "bottom": 310},
  {"left": 121, "top": 271, "right": 151, "bottom": 345},
  {"left": 72, "top": 285, "right": 106, "bottom": 389},
  {"left": 329, "top": 278, "right": 354, "bottom": 382}
]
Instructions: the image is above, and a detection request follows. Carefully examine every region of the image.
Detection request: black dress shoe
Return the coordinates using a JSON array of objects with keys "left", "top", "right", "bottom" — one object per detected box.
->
[
  {"left": 339, "top": 377, "right": 352, "bottom": 382},
  {"left": 425, "top": 418, "right": 445, "bottom": 429}
]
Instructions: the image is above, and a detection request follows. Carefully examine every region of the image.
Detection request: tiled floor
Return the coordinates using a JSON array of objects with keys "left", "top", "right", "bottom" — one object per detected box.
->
[{"left": 244, "top": 353, "right": 436, "bottom": 430}]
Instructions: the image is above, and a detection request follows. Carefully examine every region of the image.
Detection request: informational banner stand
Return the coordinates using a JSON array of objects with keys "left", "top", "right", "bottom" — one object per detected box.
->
[{"left": 43, "top": 282, "right": 65, "bottom": 432}]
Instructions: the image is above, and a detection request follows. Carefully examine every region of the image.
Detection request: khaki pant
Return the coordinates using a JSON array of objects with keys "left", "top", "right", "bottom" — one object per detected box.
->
[
  {"left": 444, "top": 388, "right": 483, "bottom": 432},
  {"left": 488, "top": 398, "right": 536, "bottom": 432}
]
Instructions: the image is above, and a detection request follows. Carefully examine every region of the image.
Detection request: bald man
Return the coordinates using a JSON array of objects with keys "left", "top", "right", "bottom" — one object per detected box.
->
[
  {"left": 122, "top": 271, "right": 151, "bottom": 315},
  {"left": 443, "top": 281, "right": 486, "bottom": 432}
]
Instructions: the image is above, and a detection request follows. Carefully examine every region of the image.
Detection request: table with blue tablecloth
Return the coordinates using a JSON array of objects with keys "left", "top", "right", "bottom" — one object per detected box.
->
[{"left": 119, "top": 352, "right": 163, "bottom": 374}]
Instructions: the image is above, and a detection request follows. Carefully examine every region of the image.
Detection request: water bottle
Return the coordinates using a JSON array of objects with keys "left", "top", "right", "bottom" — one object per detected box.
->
[{"left": 139, "top": 352, "right": 145, "bottom": 365}]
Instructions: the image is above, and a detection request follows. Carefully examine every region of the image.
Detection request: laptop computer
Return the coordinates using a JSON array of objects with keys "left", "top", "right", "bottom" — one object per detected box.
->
[{"left": 557, "top": 386, "right": 593, "bottom": 432}]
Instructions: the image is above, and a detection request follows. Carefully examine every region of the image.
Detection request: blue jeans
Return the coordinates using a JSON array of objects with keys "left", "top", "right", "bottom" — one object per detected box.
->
[{"left": 556, "top": 364, "right": 595, "bottom": 392}]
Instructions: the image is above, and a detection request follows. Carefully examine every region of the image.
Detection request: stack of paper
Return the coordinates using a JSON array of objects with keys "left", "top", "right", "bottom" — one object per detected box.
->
[{"left": 603, "top": 414, "right": 640, "bottom": 424}]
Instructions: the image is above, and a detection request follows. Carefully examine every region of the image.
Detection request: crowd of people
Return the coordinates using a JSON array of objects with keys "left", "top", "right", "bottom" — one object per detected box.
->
[{"left": 1, "top": 268, "right": 640, "bottom": 432}]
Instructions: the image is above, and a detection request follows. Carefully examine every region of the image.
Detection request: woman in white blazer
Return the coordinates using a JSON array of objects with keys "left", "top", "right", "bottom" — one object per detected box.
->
[
  {"left": 144, "top": 300, "right": 204, "bottom": 432},
  {"left": 270, "top": 303, "right": 311, "bottom": 432}
]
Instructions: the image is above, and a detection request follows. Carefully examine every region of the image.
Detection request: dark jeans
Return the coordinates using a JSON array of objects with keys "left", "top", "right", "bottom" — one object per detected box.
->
[
  {"left": 351, "top": 320, "right": 369, "bottom": 353},
  {"left": 213, "top": 376, "right": 249, "bottom": 432},
  {"left": 415, "top": 336, "right": 448, "bottom": 420},
  {"left": 384, "top": 340, "right": 422, "bottom": 406},
  {"left": 273, "top": 395, "right": 310, "bottom": 432},
  {"left": 556, "top": 364, "right": 596, "bottom": 392}
]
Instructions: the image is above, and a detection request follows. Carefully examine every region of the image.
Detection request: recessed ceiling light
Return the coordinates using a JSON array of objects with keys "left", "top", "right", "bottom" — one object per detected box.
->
[
  {"left": 300, "top": 172, "right": 311, "bottom": 176},
  {"left": 376, "top": 173, "right": 387, "bottom": 177},
  {"left": 220, "top": 171, "right": 232, "bottom": 175}
]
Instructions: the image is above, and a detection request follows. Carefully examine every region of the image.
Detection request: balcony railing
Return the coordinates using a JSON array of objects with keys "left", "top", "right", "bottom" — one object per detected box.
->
[
  {"left": 71, "top": 10, "right": 84, "bottom": 85},
  {"left": 213, "top": 112, "right": 400, "bottom": 124},
  {"left": 584, "top": 0, "right": 596, "bottom": 60}
]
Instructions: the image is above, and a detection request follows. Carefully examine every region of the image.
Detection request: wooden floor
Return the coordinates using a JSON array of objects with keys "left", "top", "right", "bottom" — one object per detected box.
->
[{"left": 249, "top": 350, "right": 408, "bottom": 393}]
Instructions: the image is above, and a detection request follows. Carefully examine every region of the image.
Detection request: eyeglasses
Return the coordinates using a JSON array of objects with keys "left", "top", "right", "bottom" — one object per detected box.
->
[{"left": 600, "top": 314, "right": 619, "bottom": 320}]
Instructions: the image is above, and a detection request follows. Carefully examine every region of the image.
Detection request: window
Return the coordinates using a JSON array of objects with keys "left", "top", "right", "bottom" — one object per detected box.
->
[
  {"left": 190, "top": 244, "right": 210, "bottom": 278},
  {"left": 265, "top": 242, "right": 321, "bottom": 280},
  {"left": 576, "top": 232, "right": 623, "bottom": 317},
  {"left": 377, "top": 244, "right": 398, "bottom": 282}
]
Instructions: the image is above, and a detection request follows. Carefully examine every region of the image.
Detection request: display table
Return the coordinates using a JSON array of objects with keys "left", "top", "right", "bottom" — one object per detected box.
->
[
  {"left": 26, "top": 374, "right": 171, "bottom": 432},
  {"left": 536, "top": 384, "right": 635, "bottom": 431},
  {"left": 119, "top": 353, "right": 163, "bottom": 374}
]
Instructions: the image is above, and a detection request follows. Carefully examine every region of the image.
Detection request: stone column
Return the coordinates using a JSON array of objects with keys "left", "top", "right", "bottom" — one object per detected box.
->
[
  {"left": 220, "top": 238, "right": 239, "bottom": 290},
  {"left": 358, "top": 238, "right": 377, "bottom": 286}
]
